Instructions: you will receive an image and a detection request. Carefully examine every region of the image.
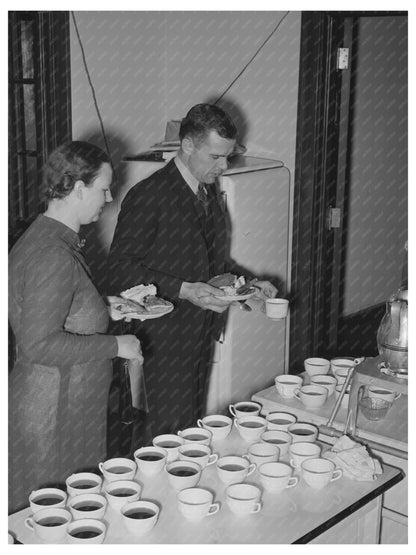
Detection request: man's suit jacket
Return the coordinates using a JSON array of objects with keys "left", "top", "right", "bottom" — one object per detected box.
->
[{"left": 107, "top": 160, "right": 230, "bottom": 433}]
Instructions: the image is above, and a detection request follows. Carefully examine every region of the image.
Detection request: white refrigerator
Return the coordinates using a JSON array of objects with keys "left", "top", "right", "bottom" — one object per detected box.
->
[{"left": 207, "top": 157, "right": 291, "bottom": 413}]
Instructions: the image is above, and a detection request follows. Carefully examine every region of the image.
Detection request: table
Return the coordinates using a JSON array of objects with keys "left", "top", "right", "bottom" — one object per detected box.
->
[{"left": 8, "top": 426, "right": 403, "bottom": 544}]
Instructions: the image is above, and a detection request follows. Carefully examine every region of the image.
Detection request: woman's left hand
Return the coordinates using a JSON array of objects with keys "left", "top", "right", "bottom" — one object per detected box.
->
[{"left": 253, "top": 280, "right": 278, "bottom": 299}]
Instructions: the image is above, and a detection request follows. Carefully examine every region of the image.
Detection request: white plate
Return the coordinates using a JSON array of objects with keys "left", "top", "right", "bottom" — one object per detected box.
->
[
  {"left": 109, "top": 304, "right": 174, "bottom": 321},
  {"left": 214, "top": 289, "right": 256, "bottom": 302}
]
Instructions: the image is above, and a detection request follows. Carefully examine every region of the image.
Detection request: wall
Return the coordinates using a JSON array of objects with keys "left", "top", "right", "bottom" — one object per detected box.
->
[{"left": 343, "top": 16, "right": 407, "bottom": 315}]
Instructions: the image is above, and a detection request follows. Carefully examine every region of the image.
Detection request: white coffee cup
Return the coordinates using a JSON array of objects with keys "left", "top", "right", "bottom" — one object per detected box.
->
[
  {"left": 217, "top": 455, "right": 256, "bottom": 485},
  {"left": 165, "top": 460, "right": 202, "bottom": 491},
  {"left": 243, "top": 442, "right": 280, "bottom": 467},
  {"left": 68, "top": 493, "right": 107, "bottom": 520},
  {"left": 225, "top": 483, "right": 261, "bottom": 515},
  {"left": 98, "top": 457, "right": 137, "bottom": 483},
  {"left": 177, "top": 427, "right": 212, "bottom": 446},
  {"left": 294, "top": 384, "right": 328, "bottom": 409},
  {"left": 197, "top": 414, "right": 233, "bottom": 441},
  {"left": 258, "top": 462, "right": 298, "bottom": 493},
  {"left": 301, "top": 458, "right": 343, "bottom": 489},
  {"left": 304, "top": 358, "right": 330, "bottom": 377},
  {"left": 121, "top": 500, "right": 160, "bottom": 536},
  {"left": 104, "top": 480, "right": 141, "bottom": 511},
  {"left": 266, "top": 411, "right": 297, "bottom": 431},
  {"left": 29, "top": 487, "right": 67, "bottom": 513},
  {"left": 153, "top": 434, "right": 185, "bottom": 462},
  {"left": 66, "top": 472, "right": 103, "bottom": 497},
  {"left": 178, "top": 443, "right": 218, "bottom": 469},
  {"left": 229, "top": 401, "right": 262, "bottom": 419},
  {"left": 274, "top": 375, "right": 303, "bottom": 398},
  {"left": 368, "top": 386, "right": 401, "bottom": 404},
  {"left": 310, "top": 374, "right": 337, "bottom": 396},
  {"left": 331, "top": 358, "right": 359, "bottom": 384},
  {"left": 25, "top": 507, "right": 72, "bottom": 542},
  {"left": 177, "top": 488, "right": 220, "bottom": 521},
  {"left": 234, "top": 415, "right": 268, "bottom": 442},
  {"left": 133, "top": 446, "right": 167, "bottom": 476},
  {"left": 265, "top": 298, "right": 289, "bottom": 319},
  {"left": 288, "top": 422, "right": 318, "bottom": 443},
  {"left": 66, "top": 518, "right": 106, "bottom": 544},
  {"left": 289, "top": 441, "right": 322, "bottom": 469},
  {"left": 260, "top": 430, "right": 292, "bottom": 457}
]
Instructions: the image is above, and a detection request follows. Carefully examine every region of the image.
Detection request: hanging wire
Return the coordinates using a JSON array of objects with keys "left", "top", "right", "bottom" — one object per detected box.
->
[
  {"left": 214, "top": 11, "right": 290, "bottom": 104},
  {"left": 70, "top": 11, "right": 118, "bottom": 187}
]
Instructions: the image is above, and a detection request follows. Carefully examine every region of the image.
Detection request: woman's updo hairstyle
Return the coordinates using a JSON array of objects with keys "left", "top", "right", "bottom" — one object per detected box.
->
[{"left": 42, "top": 141, "right": 110, "bottom": 201}]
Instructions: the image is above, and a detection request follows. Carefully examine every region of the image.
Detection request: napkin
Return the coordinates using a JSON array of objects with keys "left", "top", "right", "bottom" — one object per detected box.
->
[{"left": 323, "top": 435, "right": 383, "bottom": 481}]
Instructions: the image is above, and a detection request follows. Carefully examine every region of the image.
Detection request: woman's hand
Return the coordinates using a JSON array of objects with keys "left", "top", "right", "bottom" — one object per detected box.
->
[{"left": 116, "top": 335, "right": 144, "bottom": 362}]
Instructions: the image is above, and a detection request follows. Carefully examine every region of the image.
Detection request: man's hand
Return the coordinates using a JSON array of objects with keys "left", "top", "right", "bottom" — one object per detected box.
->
[
  {"left": 253, "top": 280, "right": 278, "bottom": 300},
  {"left": 179, "top": 282, "right": 232, "bottom": 313}
]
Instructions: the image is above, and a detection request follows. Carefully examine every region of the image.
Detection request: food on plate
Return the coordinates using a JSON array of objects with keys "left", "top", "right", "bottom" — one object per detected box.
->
[
  {"left": 207, "top": 273, "right": 250, "bottom": 296},
  {"left": 107, "top": 284, "right": 173, "bottom": 318}
]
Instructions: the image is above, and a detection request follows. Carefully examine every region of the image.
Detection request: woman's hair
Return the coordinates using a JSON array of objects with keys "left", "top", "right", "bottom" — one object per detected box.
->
[
  {"left": 179, "top": 103, "right": 237, "bottom": 146},
  {"left": 41, "top": 141, "right": 110, "bottom": 201}
]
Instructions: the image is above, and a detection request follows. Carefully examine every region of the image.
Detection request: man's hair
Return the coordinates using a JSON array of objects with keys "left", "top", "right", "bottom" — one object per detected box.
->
[
  {"left": 41, "top": 141, "right": 109, "bottom": 201},
  {"left": 179, "top": 103, "right": 237, "bottom": 145}
]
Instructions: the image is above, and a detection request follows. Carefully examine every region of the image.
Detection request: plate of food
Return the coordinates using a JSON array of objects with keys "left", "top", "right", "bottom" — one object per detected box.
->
[
  {"left": 108, "top": 284, "right": 174, "bottom": 321},
  {"left": 208, "top": 273, "right": 257, "bottom": 301}
]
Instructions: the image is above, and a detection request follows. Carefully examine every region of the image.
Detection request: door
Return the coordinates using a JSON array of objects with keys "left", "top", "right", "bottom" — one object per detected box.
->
[{"left": 289, "top": 12, "right": 407, "bottom": 372}]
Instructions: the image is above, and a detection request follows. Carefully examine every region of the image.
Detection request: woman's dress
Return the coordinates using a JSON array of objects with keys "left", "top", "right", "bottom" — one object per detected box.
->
[{"left": 8, "top": 215, "right": 118, "bottom": 512}]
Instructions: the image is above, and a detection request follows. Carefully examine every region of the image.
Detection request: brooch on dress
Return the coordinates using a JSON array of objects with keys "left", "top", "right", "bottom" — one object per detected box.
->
[{"left": 77, "top": 238, "right": 86, "bottom": 249}]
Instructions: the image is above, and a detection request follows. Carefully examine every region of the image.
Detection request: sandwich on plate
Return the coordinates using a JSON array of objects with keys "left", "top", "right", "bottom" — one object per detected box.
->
[{"left": 108, "top": 284, "right": 173, "bottom": 319}]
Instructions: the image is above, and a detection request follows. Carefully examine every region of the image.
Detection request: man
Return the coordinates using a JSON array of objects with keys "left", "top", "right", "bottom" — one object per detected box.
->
[{"left": 107, "top": 104, "right": 276, "bottom": 438}]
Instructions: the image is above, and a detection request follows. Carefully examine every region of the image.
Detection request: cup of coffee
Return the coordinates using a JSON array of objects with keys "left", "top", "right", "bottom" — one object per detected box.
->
[
  {"left": 134, "top": 446, "right": 167, "bottom": 476},
  {"left": 294, "top": 384, "right": 328, "bottom": 409},
  {"left": 68, "top": 493, "right": 107, "bottom": 520},
  {"left": 331, "top": 358, "right": 357, "bottom": 384},
  {"left": 260, "top": 430, "right": 292, "bottom": 457},
  {"left": 266, "top": 411, "right": 297, "bottom": 431},
  {"left": 66, "top": 472, "right": 103, "bottom": 497},
  {"left": 165, "top": 460, "right": 202, "bottom": 491},
  {"left": 66, "top": 518, "right": 106, "bottom": 544},
  {"left": 301, "top": 458, "right": 343, "bottom": 489},
  {"left": 98, "top": 457, "right": 137, "bottom": 483},
  {"left": 265, "top": 298, "right": 289, "bottom": 319},
  {"left": 197, "top": 414, "right": 233, "bottom": 441},
  {"left": 29, "top": 487, "right": 67, "bottom": 513},
  {"left": 25, "top": 507, "right": 72, "bottom": 542},
  {"left": 274, "top": 375, "right": 303, "bottom": 399},
  {"left": 225, "top": 483, "right": 261, "bottom": 515},
  {"left": 177, "top": 488, "right": 220, "bottom": 521},
  {"left": 153, "top": 434, "right": 184, "bottom": 462},
  {"left": 104, "top": 480, "right": 141, "bottom": 511},
  {"left": 368, "top": 386, "right": 401, "bottom": 404},
  {"left": 304, "top": 358, "right": 330, "bottom": 377},
  {"left": 244, "top": 442, "right": 280, "bottom": 467},
  {"left": 216, "top": 455, "right": 256, "bottom": 485},
  {"left": 234, "top": 415, "right": 268, "bottom": 443},
  {"left": 258, "top": 462, "right": 298, "bottom": 493},
  {"left": 177, "top": 427, "right": 212, "bottom": 446},
  {"left": 229, "top": 401, "right": 262, "bottom": 419},
  {"left": 121, "top": 500, "right": 160, "bottom": 536},
  {"left": 178, "top": 443, "right": 218, "bottom": 469},
  {"left": 288, "top": 422, "right": 318, "bottom": 444},
  {"left": 310, "top": 375, "right": 337, "bottom": 396},
  {"left": 289, "top": 441, "right": 322, "bottom": 469}
]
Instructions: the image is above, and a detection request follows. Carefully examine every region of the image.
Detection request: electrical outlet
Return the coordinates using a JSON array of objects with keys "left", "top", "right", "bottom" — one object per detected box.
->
[{"left": 337, "top": 48, "right": 349, "bottom": 70}]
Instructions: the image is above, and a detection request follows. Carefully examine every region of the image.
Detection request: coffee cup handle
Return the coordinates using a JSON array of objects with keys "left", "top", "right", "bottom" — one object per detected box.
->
[
  {"left": 242, "top": 454, "right": 251, "bottom": 463},
  {"left": 177, "top": 430, "right": 183, "bottom": 437},
  {"left": 394, "top": 392, "right": 401, "bottom": 400},
  {"left": 233, "top": 419, "right": 239, "bottom": 429},
  {"left": 331, "top": 469, "right": 343, "bottom": 482},
  {"left": 286, "top": 476, "right": 298, "bottom": 489},
  {"left": 207, "top": 454, "right": 219, "bottom": 465},
  {"left": 98, "top": 462, "right": 104, "bottom": 473},
  {"left": 247, "top": 463, "right": 256, "bottom": 476},
  {"left": 208, "top": 503, "right": 220, "bottom": 516},
  {"left": 229, "top": 404, "right": 236, "bottom": 417},
  {"left": 24, "top": 518, "right": 34, "bottom": 531},
  {"left": 252, "top": 503, "right": 261, "bottom": 514},
  {"left": 197, "top": 419, "right": 204, "bottom": 428},
  {"left": 294, "top": 389, "right": 301, "bottom": 400},
  {"left": 289, "top": 459, "right": 297, "bottom": 469}
]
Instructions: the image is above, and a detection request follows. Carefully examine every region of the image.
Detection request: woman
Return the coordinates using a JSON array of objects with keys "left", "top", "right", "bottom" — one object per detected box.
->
[{"left": 8, "top": 141, "right": 142, "bottom": 512}]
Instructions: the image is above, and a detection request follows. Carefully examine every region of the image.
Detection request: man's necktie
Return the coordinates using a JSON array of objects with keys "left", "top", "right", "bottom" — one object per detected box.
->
[{"left": 197, "top": 182, "right": 209, "bottom": 215}]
